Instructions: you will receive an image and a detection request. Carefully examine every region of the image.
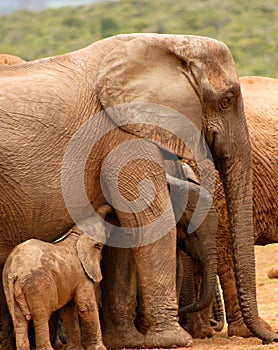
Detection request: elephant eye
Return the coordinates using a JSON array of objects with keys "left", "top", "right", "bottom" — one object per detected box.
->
[
  {"left": 95, "top": 243, "right": 103, "bottom": 250},
  {"left": 220, "top": 93, "right": 233, "bottom": 110}
]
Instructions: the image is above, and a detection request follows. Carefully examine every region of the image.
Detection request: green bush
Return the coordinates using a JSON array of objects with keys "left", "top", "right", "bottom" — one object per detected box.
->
[{"left": 0, "top": 0, "right": 277, "bottom": 77}]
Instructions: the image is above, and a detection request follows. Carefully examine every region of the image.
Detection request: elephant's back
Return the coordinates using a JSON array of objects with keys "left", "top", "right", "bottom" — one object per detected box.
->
[
  {"left": 240, "top": 76, "right": 278, "bottom": 111},
  {"left": 244, "top": 104, "right": 278, "bottom": 243},
  {"left": 4, "top": 239, "right": 48, "bottom": 274},
  {"left": 238, "top": 76, "right": 278, "bottom": 242}
]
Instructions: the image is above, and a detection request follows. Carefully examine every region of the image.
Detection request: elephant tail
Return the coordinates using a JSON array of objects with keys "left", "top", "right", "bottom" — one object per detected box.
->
[{"left": 6, "top": 274, "right": 31, "bottom": 322}]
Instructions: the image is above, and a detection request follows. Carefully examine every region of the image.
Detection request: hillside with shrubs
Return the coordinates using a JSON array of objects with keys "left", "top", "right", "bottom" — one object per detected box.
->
[{"left": 0, "top": 0, "right": 277, "bottom": 77}]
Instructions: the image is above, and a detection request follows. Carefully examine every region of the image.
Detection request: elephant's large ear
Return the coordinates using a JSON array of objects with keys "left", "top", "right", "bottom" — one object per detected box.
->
[
  {"left": 77, "top": 235, "right": 103, "bottom": 282},
  {"left": 96, "top": 36, "right": 207, "bottom": 161}
]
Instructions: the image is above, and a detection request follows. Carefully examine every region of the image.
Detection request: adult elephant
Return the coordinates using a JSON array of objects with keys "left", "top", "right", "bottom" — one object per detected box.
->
[
  {"left": 0, "top": 34, "right": 277, "bottom": 349},
  {"left": 181, "top": 76, "right": 278, "bottom": 339},
  {"left": 214, "top": 76, "right": 278, "bottom": 338}
]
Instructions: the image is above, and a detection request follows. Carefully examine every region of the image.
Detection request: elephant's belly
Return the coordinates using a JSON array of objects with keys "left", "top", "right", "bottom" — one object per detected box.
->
[
  {"left": 0, "top": 194, "right": 70, "bottom": 259},
  {"left": 0, "top": 172, "right": 104, "bottom": 266}
]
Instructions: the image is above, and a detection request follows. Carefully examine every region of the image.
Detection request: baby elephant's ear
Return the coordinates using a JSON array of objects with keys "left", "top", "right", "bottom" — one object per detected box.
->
[{"left": 77, "top": 235, "right": 103, "bottom": 282}]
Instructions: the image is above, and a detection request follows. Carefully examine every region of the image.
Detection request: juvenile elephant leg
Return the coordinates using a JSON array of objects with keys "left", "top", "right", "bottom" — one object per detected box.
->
[
  {"left": 32, "top": 313, "right": 54, "bottom": 350},
  {"left": 101, "top": 246, "right": 142, "bottom": 349},
  {"left": 189, "top": 264, "right": 215, "bottom": 339},
  {"left": 12, "top": 306, "right": 30, "bottom": 350},
  {"left": 59, "top": 301, "right": 83, "bottom": 350}
]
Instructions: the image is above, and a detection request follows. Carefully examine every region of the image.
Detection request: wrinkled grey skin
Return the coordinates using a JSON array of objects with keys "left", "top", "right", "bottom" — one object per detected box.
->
[
  {"left": 0, "top": 34, "right": 276, "bottom": 348},
  {"left": 177, "top": 249, "right": 213, "bottom": 339}
]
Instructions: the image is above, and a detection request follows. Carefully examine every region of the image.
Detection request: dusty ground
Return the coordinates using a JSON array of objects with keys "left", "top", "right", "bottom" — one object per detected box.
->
[{"left": 190, "top": 244, "right": 278, "bottom": 350}]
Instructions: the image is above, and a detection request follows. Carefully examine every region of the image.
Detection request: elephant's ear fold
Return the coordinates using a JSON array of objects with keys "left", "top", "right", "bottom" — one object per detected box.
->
[
  {"left": 96, "top": 36, "right": 206, "bottom": 161},
  {"left": 77, "top": 235, "right": 102, "bottom": 282}
]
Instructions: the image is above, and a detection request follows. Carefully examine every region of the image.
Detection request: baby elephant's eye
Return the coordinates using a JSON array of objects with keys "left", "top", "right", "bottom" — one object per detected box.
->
[{"left": 95, "top": 243, "right": 103, "bottom": 250}]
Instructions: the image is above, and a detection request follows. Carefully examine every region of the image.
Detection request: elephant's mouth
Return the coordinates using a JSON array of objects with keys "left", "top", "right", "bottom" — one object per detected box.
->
[
  {"left": 205, "top": 128, "right": 218, "bottom": 155},
  {"left": 206, "top": 128, "right": 232, "bottom": 167}
]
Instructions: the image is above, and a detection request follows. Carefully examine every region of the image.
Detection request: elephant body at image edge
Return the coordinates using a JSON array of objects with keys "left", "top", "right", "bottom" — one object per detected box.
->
[{"left": 0, "top": 34, "right": 276, "bottom": 348}]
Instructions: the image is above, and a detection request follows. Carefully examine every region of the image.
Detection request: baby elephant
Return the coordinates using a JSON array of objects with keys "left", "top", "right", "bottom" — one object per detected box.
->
[{"left": 3, "top": 204, "right": 112, "bottom": 350}]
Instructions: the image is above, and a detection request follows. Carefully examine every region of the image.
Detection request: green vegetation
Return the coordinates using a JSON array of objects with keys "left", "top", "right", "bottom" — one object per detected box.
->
[{"left": 0, "top": 0, "right": 277, "bottom": 77}]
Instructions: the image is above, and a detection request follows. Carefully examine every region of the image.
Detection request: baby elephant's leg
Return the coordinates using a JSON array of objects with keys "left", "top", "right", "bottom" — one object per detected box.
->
[
  {"left": 13, "top": 306, "right": 30, "bottom": 350},
  {"left": 59, "top": 300, "right": 84, "bottom": 350},
  {"left": 75, "top": 281, "right": 106, "bottom": 350},
  {"left": 32, "top": 310, "right": 54, "bottom": 350}
]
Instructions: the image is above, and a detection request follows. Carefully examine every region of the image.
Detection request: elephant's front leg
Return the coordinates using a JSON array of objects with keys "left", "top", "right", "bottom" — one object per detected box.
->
[
  {"left": 75, "top": 282, "right": 106, "bottom": 350},
  {"left": 133, "top": 232, "right": 192, "bottom": 348},
  {"left": 59, "top": 300, "right": 83, "bottom": 350},
  {"left": 101, "top": 139, "right": 192, "bottom": 348}
]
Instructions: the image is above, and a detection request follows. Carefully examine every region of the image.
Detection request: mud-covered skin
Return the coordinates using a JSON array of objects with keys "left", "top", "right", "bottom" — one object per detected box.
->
[{"left": 2, "top": 211, "right": 109, "bottom": 350}]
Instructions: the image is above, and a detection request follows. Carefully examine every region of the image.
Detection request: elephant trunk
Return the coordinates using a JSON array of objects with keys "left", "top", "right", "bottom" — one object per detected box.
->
[
  {"left": 179, "top": 243, "right": 217, "bottom": 314},
  {"left": 167, "top": 173, "right": 218, "bottom": 315},
  {"left": 218, "top": 133, "right": 278, "bottom": 343},
  {"left": 210, "top": 281, "right": 225, "bottom": 332}
]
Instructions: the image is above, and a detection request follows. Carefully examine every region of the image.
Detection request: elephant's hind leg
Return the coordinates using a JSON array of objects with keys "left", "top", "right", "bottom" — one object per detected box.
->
[
  {"left": 11, "top": 306, "right": 30, "bottom": 350},
  {"left": 133, "top": 231, "right": 192, "bottom": 348},
  {"left": 32, "top": 312, "right": 54, "bottom": 350}
]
